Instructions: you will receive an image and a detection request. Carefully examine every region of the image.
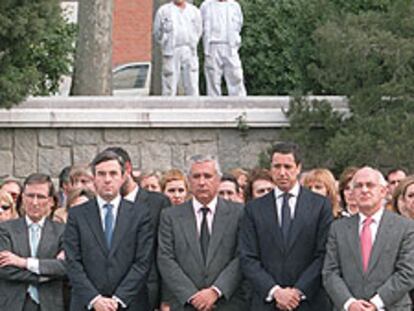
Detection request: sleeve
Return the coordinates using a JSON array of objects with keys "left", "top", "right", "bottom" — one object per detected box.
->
[
  {"left": 113, "top": 207, "right": 154, "bottom": 306},
  {"left": 157, "top": 210, "right": 199, "bottom": 306}
]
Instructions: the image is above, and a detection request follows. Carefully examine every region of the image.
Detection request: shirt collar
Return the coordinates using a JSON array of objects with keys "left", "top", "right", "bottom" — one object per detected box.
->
[
  {"left": 25, "top": 215, "right": 46, "bottom": 228},
  {"left": 359, "top": 207, "right": 384, "bottom": 226},
  {"left": 96, "top": 194, "right": 122, "bottom": 209},
  {"left": 274, "top": 182, "right": 301, "bottom": 198},
  {"left": 192, "top": 196, "right": 218, "bottom": 215},
  {"left": 124, "top": 184, "right": 139, "bottom": 202}
]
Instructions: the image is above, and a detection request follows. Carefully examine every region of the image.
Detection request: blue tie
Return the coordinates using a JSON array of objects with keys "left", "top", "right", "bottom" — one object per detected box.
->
[
  {"left": 28, "top": 223, "right": 40, "bottom": 304},
  {"left": 104, "top": 204, "right": 114, "bottom": 248}
]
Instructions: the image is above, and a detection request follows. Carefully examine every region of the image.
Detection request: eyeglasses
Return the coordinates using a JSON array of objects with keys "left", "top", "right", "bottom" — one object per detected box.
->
[{"left": 0, "top": 205, "right": 11, "bottom": 212}]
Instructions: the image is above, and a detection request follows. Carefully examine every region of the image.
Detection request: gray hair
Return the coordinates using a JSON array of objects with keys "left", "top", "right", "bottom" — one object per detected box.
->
[
  {"left": 186, "top": 154, "right": 222, "bottom": 177},
  {"left": 351, "top": 166, "right": 387, "bottom": 188}
]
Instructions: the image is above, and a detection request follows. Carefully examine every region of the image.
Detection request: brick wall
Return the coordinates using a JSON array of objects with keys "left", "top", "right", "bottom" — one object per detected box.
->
[{"left": 113, "top": 0, "right": 153, "bottom": 67}]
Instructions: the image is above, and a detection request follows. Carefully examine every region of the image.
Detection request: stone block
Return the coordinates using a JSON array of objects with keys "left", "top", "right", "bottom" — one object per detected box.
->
[
  {"left": 185, "top": 142, "right": 218, "bottom": 162},
  {"left": 0, "top": 151, "right": 13, "bottom": 177},
  {"left": 190, "top": 129, "right": 217, "bottom": 143},
  {"left": 0, "top": 129, "right": 13, "bottom": 150},
  {"left": 130, "top": 129, "right": 147, "bottom": 144},
  {"left": 73, "top": 145, "right": 98, "bottom": 164},
  {"left": 75, "top": 129, "right": 103, "bottom": 145},
  {"left": 239, "top": 141, "right": 271, "bottom": 169},
  {"left": 58, "top": 129, "right": 76, "bottom": 146},
  {"left": 104, "top": 129, "right": 131, "bottom": 143},
  {"left": 217, "top": 130, "right": 244, "bottom": 171},
  {"left": 171, "top": 144, "right": 187, "bottom": 170},
  {"left": 38, "top": 147, "right": 71, "bottom": 177},
  {"left": 141, "top": 142, "right": 172, "bottom": 171},
  {"left": 245, "top": 129, "right": 280, "bottom": 143},
  {"left": 14, "top": 130, "right": 37, "bottom": 178},
  {"left": 39, "top": 129, "right": 58, "bottom": 147}
]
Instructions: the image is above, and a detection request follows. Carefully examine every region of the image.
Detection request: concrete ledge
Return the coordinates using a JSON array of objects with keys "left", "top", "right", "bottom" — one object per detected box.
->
[{"left": 0, "top": 96, "right": 348, "bottom": 128}]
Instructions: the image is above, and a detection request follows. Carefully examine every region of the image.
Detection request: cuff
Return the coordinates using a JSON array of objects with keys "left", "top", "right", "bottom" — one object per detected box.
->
[
  {"left": 211, "top": 286, "right": 222, "bottom": 298},
  {"left": 266, "top": 285, "right": 280, "bottom": 302},
  {"left": 370, "top": 294, "right": 385, "bottom": 310},
  {"left": 26, "top": 258, "right": 40, "bottom": 274},
  {"left": 88, "top": 295, "right": 101, "bottom": 310},
  {"left": 113, "top": 296, "right": 127, "bottom": 308},
  {"left": 344, "top": 297, "right": 356, "bottom": 311}
]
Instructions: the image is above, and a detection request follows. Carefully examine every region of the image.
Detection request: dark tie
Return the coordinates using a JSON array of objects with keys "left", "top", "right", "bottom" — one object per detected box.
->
[
  {"left": 281, "top": 193, "right": 292, "bottom": 242},
  {"left": 104, "top": 203, "right": 114, "bottom": 248},
  {"left": 200, "top": 207, "right": 210, "bottom": 263}
]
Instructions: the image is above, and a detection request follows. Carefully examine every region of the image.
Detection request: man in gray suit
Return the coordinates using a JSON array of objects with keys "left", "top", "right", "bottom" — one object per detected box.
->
[
  {"left": 158, "top": 154, "right": 247, "bottom": 311},
  {"left": 323, "top": 167, "right": 414, "bottom": 311},
  {"left": 0, "top": 173, "right": 66, "bottom": 311}
]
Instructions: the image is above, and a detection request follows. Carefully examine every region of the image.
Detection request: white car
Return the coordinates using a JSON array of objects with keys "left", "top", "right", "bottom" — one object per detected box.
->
[{"left": 112, "top": 62, "right": 151, "bottom": 96}]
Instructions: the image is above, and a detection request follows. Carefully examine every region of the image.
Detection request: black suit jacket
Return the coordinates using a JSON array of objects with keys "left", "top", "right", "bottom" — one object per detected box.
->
[
  {"left": 64, "top": 198, "right": 154, "bottom": 311},
  {"left": 134, "top": 188, "right": 170, "bottom": 308},
  {"left": 239, "top": 187, "right": 333, "bottom": 310},
  {"left": 0, "top": 218, "right": 66, "bottom": 311}
]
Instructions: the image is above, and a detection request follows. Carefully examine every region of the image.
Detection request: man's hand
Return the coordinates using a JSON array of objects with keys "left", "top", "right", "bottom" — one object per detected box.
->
[
  {"left": 56, "top": 250, "right": 65, "bottom": 260},
  {"left": 190, "top": 287, "right": 219, "bottom": 311},
  {"left": 0, "top": 251, "right": 27, "bottom": 269},
  {"left": 93, "top": 297, "right": 118, "bottom": 311},
  {"left": 273, "top": 287, "right": 301, "bottom": 310},
  {"left": 160, "top": 302, "right": 171, "bottom": 311},
  {"left": 349, "top": 300, "right": 374, "bottom": 311}
]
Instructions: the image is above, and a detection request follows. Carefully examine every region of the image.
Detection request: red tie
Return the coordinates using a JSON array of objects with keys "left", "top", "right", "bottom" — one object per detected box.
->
[{"left": 360, "top": 217, "right": 373, "bottom": 272}]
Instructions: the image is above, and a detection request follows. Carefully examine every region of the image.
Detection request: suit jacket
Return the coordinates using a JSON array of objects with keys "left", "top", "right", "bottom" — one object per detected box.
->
[
  {"left": 134, "top": 188, "right": 170, "bottom": 309},
  {"left": 239, "top": 187, "right": 333, "bottom": 311},
  {"left": 64, "top": 198, "right": 154, "bottom": 311},
  {"left": 158, "top": 198, "right": 248, "bottom": 311},
  {"left": 323, "top": 210, "right": 414, "bottom": 311},
  {"left": 0, "top": 218, "right": 66, "bottom": 311}
]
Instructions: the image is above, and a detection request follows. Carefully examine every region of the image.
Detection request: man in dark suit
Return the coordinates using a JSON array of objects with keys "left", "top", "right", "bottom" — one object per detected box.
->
[
  {"left": 158, "top": 154, "right": 248, "bottom": 311},
  {"left": 105, "top": 146, "right": 170, "bottom": 310},
  {"left": 0, "top": 173, "right": 66, "bottom": 311},
  {"left": 239, "top": 142, "right": 333, "bottom": 311},
  {"left": 64, "top": 150, "right": 154, "bottom": 311},
  {"left": 323, "top": 167, "right": 414, "bottom": 311}
]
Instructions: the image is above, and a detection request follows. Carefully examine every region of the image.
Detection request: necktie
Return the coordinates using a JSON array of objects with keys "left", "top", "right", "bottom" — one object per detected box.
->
[
  {"left": 104, "top": 203, "right": 114, "bottom": 248},
  {"left": 281, "top": 192, "right": 292, "bottom": 242},
  {"left": 360, "top": 217, "right": 373, "bottom": 272},
  {"left": 200, "top": 207, "right": 210, "bottom": 263},
  {"left": 28, "top": 223, "right": 40, "bottom": 304}
]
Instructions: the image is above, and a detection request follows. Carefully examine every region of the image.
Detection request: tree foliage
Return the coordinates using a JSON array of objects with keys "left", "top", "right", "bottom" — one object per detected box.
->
[
  {"left": 281, "top": 0, "right": 414, "bottom": 174},
  {"left": 0, "top": 0, "right": 75, "bottom": 108}
]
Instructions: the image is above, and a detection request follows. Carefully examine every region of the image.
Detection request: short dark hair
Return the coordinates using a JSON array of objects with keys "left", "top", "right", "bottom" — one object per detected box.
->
[
  {"left": 91, "top": 150, "right": 126, "bottom": 175},
  {"left": 220, "top": 174, "right": 240, "bottom": 193},
  {"left": 271, "top": 142, "right": 302, "bottom": 165},
  {"left": 58, "top": 166, "right": 72, "bottom": 188},
  {"left": 104, "top": 147, "right": 131, "bottom": 164},
  {"left": 23, "top": 173, "right": 55, "bottom": 197},
  {"left": 386, "top": 168, "right": 407, "bottom": 180}
]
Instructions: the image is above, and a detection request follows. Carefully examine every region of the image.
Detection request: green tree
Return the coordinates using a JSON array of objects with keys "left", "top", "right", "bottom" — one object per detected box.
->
[
  {"left": 282, "top": 0, "right": 414, "bottom": 174},
  {"left": 0, "top": 0, "right": 75, "bottom": 108}
]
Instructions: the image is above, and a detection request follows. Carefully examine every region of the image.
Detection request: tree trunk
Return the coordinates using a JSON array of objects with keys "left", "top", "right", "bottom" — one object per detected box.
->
[{"left": 70, "top": 0, "right": 113, "bottom": 95}]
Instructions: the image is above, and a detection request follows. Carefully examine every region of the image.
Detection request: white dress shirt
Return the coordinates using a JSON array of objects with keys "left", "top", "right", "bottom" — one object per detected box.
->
[
  {"left": 274, "top": 182, "right": 301, "bottom": 227},
  {"left": 344, "top": 207, "right": 385, "bottom": 311},
  {"left": 26, "top": 216, "right": 46, "bottom": 274},
  {"left": 123, "top": 184, "right": 139, "bottom": 203},
  {"left": 192, "top": 196, "right": 218, "bottom": 236}
]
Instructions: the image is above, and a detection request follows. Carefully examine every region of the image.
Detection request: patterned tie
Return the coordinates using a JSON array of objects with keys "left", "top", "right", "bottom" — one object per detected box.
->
[
  {"left": 360, "top": 216, "right": 373, "bottom": 272},
  {"left": 28, "top": 223, "right": 40, "bottom": 304},
  {"left": 281, "top": 192, "right": 292, "bottom": 243},
  {"left": 200, "top": 207, "right": 210, "bottom": 263},
  {"left": 104, "top": 203, "right": 114, "bottom": 248}
]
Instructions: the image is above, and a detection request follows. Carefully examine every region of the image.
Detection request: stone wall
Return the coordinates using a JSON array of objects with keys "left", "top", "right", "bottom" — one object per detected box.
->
[
  {"left": 0, "top": 127, "right": 280, "bottom": 180},
  {"left": 0, "top": 96, "right": 348, "bottom": 180}
]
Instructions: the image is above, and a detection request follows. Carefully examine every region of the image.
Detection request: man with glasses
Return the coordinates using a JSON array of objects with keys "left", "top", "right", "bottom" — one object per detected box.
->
[
  {"left": 0, "top": 173, "right": 66, "bottom": 311},
  {"left": 323, "top": 167, "right": 414, "bottom": 311}
]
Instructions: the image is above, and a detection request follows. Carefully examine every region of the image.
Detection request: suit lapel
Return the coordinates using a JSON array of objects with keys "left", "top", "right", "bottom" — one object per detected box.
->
[
  {"left": 286, "top": 188, "right": 306, "bottom": 252},
  {"left": 346, "top": 215, "right": 364, "bottom": 275},
  {"left": 109, "top": 199, "right": 134, "bottom": 256},
  {"left": 206, "top": 198, "right": 230, "bottom": 267},
  {"left": 84, "top": 199, "right": 108, "bottom": 255},
  {"left": 367, "top": 211, "right": 391, "bottom": 275},
  {"left": 135, "top": 187, "right": 148, "bottom": 205},
  {"left": 180, "top": 202, "right": 204, "bottom": 266},
  {"left": 261, "top": 191, "right": 285, "bottom": 253}
]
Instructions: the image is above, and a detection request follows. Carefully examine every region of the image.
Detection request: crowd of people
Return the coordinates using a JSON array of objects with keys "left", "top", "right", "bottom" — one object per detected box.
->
[{"left": 0, "top": 142, "right": 414, "bottom": 311}]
